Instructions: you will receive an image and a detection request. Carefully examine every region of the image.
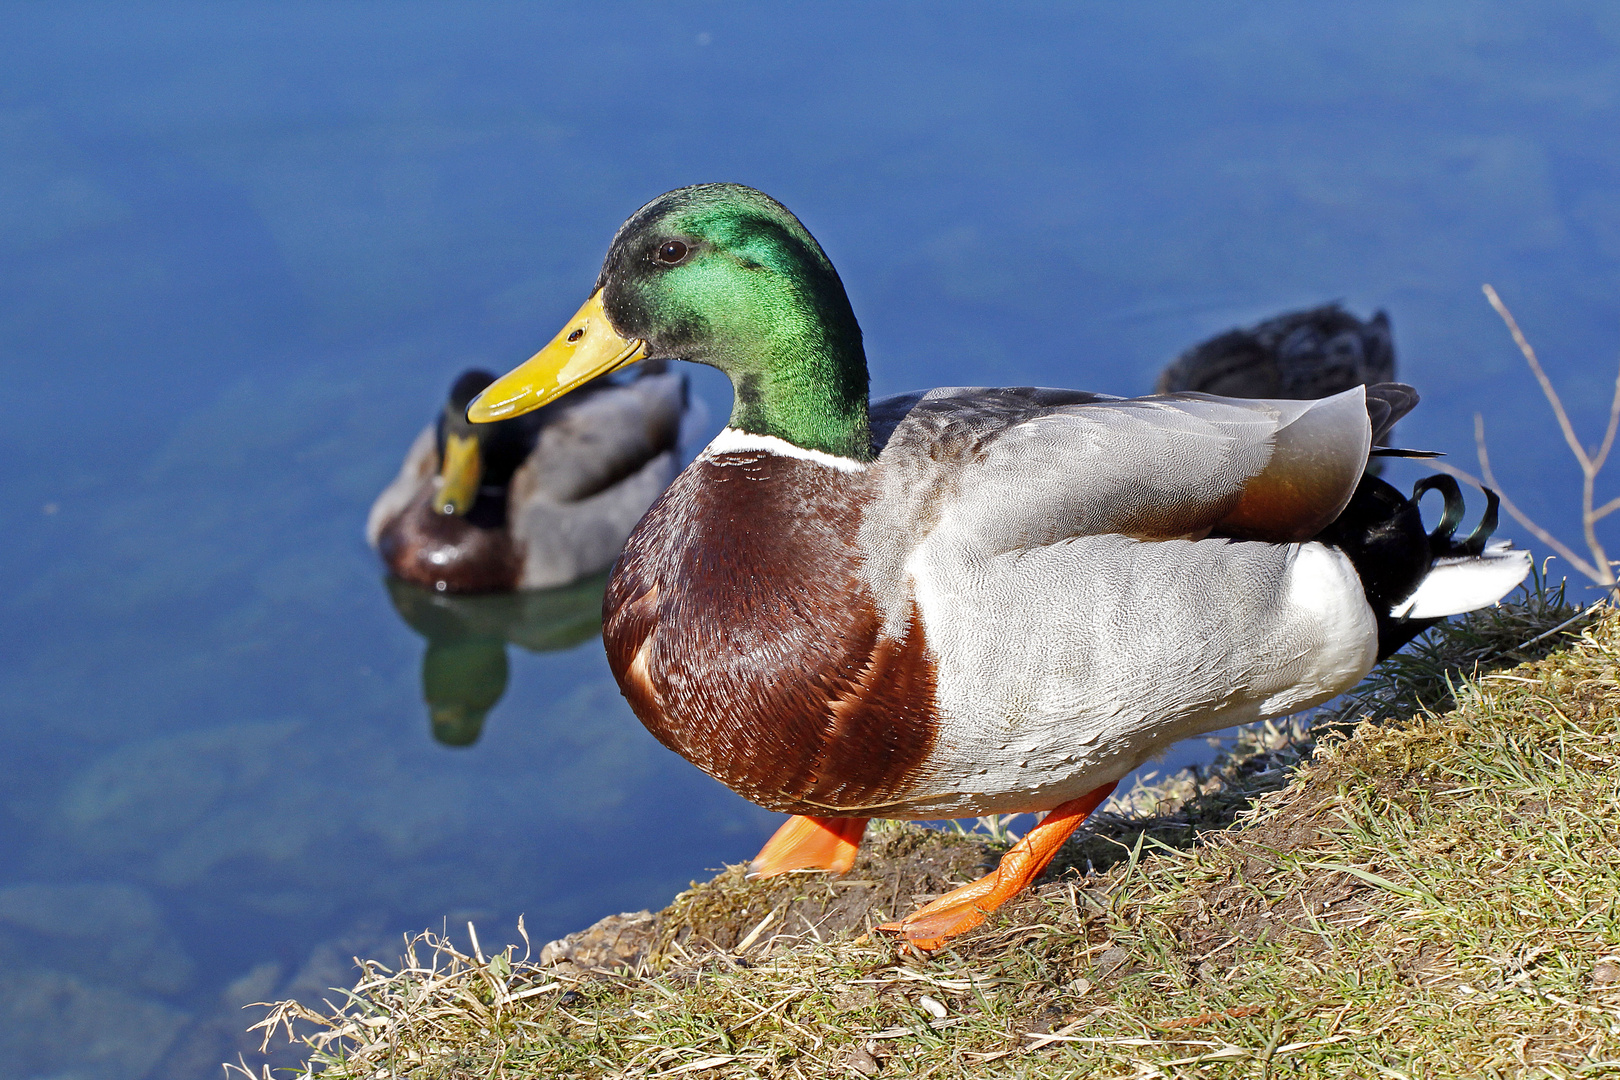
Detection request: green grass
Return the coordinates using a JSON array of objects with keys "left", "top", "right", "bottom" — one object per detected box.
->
[{"left": 241, "top": 589, "right": 1620, "bottom": 1079}]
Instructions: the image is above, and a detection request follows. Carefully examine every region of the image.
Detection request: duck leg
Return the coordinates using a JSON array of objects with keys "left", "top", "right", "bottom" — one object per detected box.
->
[
  {"left": 747, "top": 815, "right": 869, "bottom": 879},
  {"left": 880, "top": 782, "right": 1118, "bottom": 949}
]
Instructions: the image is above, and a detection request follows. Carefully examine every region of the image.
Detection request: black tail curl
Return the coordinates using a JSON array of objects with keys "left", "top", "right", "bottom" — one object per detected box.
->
[
  {"left": 1318, "top": 473, "right": 1507, "bottom": 661},
  {"left": 1410, "top": 474, "right": 1501, "bottom": 557}
]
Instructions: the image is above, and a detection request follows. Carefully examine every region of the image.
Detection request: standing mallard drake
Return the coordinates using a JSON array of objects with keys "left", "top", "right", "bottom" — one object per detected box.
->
[
  {"left": 467, "top": 184, "right": 1531, "bottom": 948},
  {"left": 367, "top": 364, "right": 687, "bottom": 593}
]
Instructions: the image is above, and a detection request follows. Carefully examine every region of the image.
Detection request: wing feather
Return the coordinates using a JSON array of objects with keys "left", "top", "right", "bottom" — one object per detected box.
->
[
  {"left": 510, "top": 370, "right": 686, "bottom": 504},
  {"left": 869, "top": 385, "right": 1380, "bottom": 556}
]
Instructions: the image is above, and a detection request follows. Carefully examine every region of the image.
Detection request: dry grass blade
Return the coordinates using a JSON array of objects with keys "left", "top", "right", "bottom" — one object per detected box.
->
[{"left": 235, "top": 926, "right": 566, "bottom": 1079}]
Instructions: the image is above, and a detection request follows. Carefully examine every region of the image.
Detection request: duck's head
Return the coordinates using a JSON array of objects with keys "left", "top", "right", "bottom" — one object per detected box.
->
[
  {"left": 470, "top": 183, "right": 872, "bottom": 460},
  {"left": 422, "top": 636, "right": 509, "bottom": 747},
  {"left": 435, "top": 368, "right": 545, "bottom": 518}
]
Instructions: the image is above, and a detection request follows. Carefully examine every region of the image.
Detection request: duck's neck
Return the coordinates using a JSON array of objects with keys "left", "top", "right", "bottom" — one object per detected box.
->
[{"left": 722, "top": 320, "right": 872, "bottom": 463}]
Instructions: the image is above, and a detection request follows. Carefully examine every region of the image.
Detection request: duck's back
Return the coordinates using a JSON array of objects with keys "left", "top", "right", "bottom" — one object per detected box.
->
[
  {"left": 852, "top": 387, "right": 1386, "bottom": 815},
  {"left": 507, "top": 369, "right": 687, "bottom": 589}
]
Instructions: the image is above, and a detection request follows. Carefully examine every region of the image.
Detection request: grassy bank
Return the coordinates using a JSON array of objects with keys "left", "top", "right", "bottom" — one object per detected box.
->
[{"left": 247, "top": 588, "right": 1620, "bottom": 1079}]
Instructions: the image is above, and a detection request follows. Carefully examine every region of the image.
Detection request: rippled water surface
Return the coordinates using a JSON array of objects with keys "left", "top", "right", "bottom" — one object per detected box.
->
[{"left": 4, "top": 4, "right": 1619, "bottom": 1075}]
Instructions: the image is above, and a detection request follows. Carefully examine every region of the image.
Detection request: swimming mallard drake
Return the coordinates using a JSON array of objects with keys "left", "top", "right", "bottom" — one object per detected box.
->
[
  {"left": 1156, "top": 304, "right": 1396, "bottom": 398},
  {"left": 466, "top": 184, "right": 1531, "bottom": 948},
  {"left": 367, "top": 364, "right": 686, "bottom": 593}
]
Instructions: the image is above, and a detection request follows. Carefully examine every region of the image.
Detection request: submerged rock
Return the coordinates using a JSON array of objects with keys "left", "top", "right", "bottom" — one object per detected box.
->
[
  {"left": 0, "top": 967, "right": 189, "bottom": 1080},
  {"left": 0, "top": 881, "right": 194, "bottom": 995}
]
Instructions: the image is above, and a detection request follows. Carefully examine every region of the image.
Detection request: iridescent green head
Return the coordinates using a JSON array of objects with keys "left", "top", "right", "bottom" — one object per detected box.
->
[{"left": 470, "top": 184, "right": 872, "bottom": 461}]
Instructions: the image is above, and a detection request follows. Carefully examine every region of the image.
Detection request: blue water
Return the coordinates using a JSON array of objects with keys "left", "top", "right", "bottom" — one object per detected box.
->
[{"left": 3, "top": 4, "right": 1618, "bottom": 1075}]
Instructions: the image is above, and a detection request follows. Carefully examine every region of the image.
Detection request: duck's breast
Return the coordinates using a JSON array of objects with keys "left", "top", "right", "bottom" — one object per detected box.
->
[
  {"left": 602, "top": 447, "right": 943, "bottom": 815},
  {"left": 377, "top": 487, "right": 523, "bottom": 594}
]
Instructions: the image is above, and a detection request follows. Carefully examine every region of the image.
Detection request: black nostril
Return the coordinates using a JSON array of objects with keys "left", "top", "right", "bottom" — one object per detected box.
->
[{"left": 567, "top": 328, "right": 584, "bottom": 342}]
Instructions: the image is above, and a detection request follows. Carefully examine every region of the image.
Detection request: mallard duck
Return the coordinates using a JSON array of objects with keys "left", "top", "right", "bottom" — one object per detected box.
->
[
  {"left": 367, "top": 364, "right": 687, "bottom": 593},
  {"left": 385, "top": 572, "right": 608, "bottom": 746},
  {"left": 1156, "top": 304, "right": 1396, "bottom": 398},
  {"left": 465, "top": 184, "right": 1531, "bottom": 948}
]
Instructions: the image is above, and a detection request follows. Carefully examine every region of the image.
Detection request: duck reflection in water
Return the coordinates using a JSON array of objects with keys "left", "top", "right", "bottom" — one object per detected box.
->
[{"left": 385, "top": 572, "right": 609, "bottom": 746}]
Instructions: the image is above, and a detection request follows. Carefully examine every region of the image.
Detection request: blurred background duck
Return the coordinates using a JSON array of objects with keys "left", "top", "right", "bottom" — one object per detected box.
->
[
  {"left": 1157, "top": 304, "right": 1401, "bottom": 472},
  {"left": 367, "top": 364, "right": 688, "bottom": 593},
  {"left": 1156, "top": 303, "right": 1396, "bottom": 398}
]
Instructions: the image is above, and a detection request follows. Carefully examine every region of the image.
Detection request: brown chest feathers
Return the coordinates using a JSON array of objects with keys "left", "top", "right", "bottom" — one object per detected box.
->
[
  {"left": 603, "top": 451, "right": 941, "bottom": 815},
  {"left": 378, "top": 488, "right": 523, "bottom": 594}
]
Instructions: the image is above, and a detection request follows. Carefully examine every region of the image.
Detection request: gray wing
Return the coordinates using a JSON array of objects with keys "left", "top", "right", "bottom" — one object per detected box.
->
[
  {"left": 365, "top": 424, "right": 435, "bottom": 548},
  {"left": 869, "top": 386, "right": 1115, "bottom": 453},
  {"left": 508, "top": 369, "right": 686, "bottom": 589},
  {"left": 511, "top": 370, "right": 686, "bottom": 502},
  {"left": 868, "top": 385, "right": 1376, "bottom": 557},
  {"left": 513, "top": 451, "right": 681, "bottom": 589}
]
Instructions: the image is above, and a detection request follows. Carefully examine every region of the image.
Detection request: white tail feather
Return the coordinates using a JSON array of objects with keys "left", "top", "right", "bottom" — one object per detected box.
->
[{"left": 1391, "top": 541, "right": 1533, "bottom": 619}]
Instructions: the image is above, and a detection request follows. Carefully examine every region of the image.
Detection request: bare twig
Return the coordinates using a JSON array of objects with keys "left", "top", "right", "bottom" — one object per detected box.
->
[
  {"left": 1593, "top": 362, "right": 1620, "bottom": 472},
  {"left": 1462, "top": 285, "right": 1619, "bottom": 590},
  {"left": 1482, "top": 285, "right": 1590, "bottom": 468}
]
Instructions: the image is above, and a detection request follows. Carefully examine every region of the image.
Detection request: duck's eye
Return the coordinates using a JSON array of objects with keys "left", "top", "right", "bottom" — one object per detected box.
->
[{"left": 657, "top": 240, "right": 689, "bottom": 264}]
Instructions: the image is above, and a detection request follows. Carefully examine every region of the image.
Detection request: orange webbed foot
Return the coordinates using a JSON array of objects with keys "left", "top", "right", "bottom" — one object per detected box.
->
[
  {"left": 879, "top": 782, "right": 1118, "bottom": 949},
  {"left": 747, "top": 815, "right": 869, "bottom": 879}
]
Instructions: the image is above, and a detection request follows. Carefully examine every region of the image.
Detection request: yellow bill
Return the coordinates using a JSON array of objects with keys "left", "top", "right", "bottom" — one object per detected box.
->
[
  {"left": 467, "top": 289, "right": 647, "bottom": 423},
  {"left": 436, "top": 433, "right": 482, "bottom": 516}
]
